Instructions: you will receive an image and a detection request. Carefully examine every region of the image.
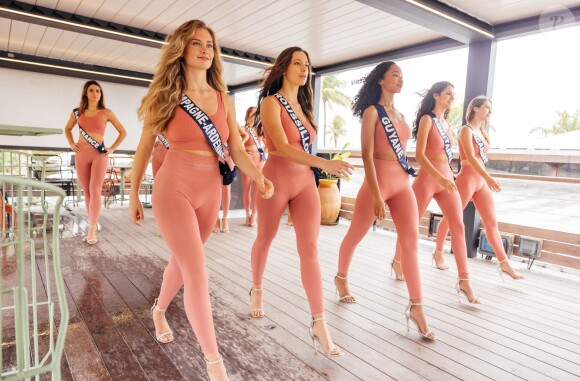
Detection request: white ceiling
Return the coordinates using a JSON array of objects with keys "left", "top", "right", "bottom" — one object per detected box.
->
[{"left": 2, "top": 0, "right": 578, "bottom": 86}]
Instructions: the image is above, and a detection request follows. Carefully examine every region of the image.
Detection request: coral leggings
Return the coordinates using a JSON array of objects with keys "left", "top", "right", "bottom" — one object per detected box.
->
[
  {"left": 75, "top": 142, "right": 108, "bottom": 225},
  {"left": 251, "top": 155, "right": 324, "bottom": 315},
  {"left": 394, "top": 160, "right": 470, "bottom": 279},
  {"left": 338, "top": 160, "right": 423, "bottom": 299},
  {"left": 152, "top": 150, "right": 221, "bottom": 353},
  {"left": 436, "top": 165, "right": 507, "bottom": 261},
  {"left": 242, "top": 148, "right": 265, "bottom": 214},
  {"left": 151, "top": 142, "right": 167, "bottom": 178}
]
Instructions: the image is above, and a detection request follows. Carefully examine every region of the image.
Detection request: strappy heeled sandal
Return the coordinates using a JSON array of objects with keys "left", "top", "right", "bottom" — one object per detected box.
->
[
  {"left": 249, "top": 287, "right": 264, "bottom": 318},
  {"left": 83, "top": 224, "right": 98, "bottom": 245},
  {"left": 309, "top": 317, "right": 343, "bottom": 357},
  {"left": 455, "top": 278, "right": 481, "bottom": 304},
  {"left": 432, "top": 250, "right": 449, "bottom": 270},
  {"left": 151, "top": 298, "right": 174, "bottom": 343},
  {"left": 334, "top": 275, "right": 356, "bottom": 303},
  {"left": 220, "top": 217, "right": 229, "bottom": 233},
  {"left": 390, "top": 258, "right": 405, "bottom": 281},
  {"left": 405, "top": 301, "right": 436, "bottom": 340},
  {"left": 497, "top": 259, "right": 524, "bottom": 282}
]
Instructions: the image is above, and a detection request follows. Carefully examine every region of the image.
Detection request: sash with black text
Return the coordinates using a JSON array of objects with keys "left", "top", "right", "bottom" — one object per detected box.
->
[
  {"left": 273, "top": 92, "right": 323, "bottom": 184},
  {"left": 461, "top": 125, "right": 489, "bottom": 165},
  {"left": 428, "top": 112, "right": 455, "bottom": 174},
  {"left": 246, "top": 125, "right": 266, "bottom": 161},
  {"left": 73, "top": 108, "right": 107, "bottom": 154},
  {"left": 373, "top": 104, "right": 416, "bottom": 177},
  {"left": 178, "top": 94, "right": 237, "bottom": 185}
]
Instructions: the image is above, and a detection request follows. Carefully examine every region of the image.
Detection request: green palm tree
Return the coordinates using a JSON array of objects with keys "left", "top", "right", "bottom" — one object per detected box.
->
[
  {"left": 529, "top": 109, "right": 580, "bottom": 136},
  {"left": 326, "top": 115, "right": 347, "bottom": 147},
  {"left": 322, "top": 75, "right": 351, "bottom": 146}
]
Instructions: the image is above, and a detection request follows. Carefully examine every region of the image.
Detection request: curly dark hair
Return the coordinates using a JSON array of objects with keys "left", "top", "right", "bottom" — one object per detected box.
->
[
  {"left": 253, "top": 47, "right": 317, "bottom": 135},
  {"left": 351, "top": 61, "right": 396, "bottom": 120},
  {"left": 411, "top": 81, "right": 454, "bottom": 140}
]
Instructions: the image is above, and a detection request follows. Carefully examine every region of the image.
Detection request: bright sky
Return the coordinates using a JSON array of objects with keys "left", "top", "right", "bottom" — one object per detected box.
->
[{"left": 234, "top": 24, "right": 580, "bottom": 151}]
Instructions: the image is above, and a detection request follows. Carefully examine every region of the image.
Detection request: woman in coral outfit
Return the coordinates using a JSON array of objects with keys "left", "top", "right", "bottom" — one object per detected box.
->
[
  {"left": 129, "top": 20, "right": 273, "bottom": 381},
  {"left": 64, "top": 80, "right": 127, "bottom": 244},
  {"left": 336, "top": 61, "right": 435, "bottom": 339},
  {"left": 249, "top": 47, "right": 353, "bottom": 357},
  {"left": 241, "top": 106, "right": 266, "bottom": 227},
  {"left": 392, "top": 81, "right": 481, "bottom": 304},
  {"left": 433, "top": 96, "right": 523, "bottom": 281}
]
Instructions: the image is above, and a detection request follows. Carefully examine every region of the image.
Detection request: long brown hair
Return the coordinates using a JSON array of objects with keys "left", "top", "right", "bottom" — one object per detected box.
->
[
  {"left": 138, "top": 20, "right": 226, "bottom": 134},
  {"left": 352, "top": 61, "right": 396, "bottom": 120},
  {"left": 253, "top": 47, "right": 317, "bottom": 135},
  {"left": 79, "top": 80, "right": 106, "bottom": 114},
  {"left": 466, "top": 95, "right": 491, "bottom": 144},
  {"left": 412, "top": 81, "right": 454, "bottom": 140}
]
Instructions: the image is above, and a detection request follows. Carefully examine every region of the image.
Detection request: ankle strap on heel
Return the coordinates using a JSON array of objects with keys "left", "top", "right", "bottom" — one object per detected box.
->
[
  {"left": 204, "top": 354, "right": 223, "bottom": 365},
  {"left": 335, "top": 274, "right": 348, "bottom": 280}
]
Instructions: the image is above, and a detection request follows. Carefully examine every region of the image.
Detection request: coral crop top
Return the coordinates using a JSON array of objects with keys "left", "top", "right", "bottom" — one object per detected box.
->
[
  {"left": 374, "top": 116, "right": 411, "bottom": 153},
  {"left": 424, "top": 117, "right": 454, "bottom": 155},
  {"left": 78, "top": 109, "right": 107, "bottom": 135},
  {"left": 163, "top": 91, "right": 229, "bottom": 151},
  {"left": 263, "top": 101, "right": 316, "bottom": 152},
  {"left": 459, "top": 126, "right": 489, "bottom": 160}
]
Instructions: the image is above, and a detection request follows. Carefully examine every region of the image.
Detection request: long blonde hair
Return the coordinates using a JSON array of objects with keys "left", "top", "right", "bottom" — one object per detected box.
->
[
  {"left": 138, "top": 20, "right": 226, "bottom": 134},
  {"left": 466, "top": 95, "right": 491, "bottom": 144}
]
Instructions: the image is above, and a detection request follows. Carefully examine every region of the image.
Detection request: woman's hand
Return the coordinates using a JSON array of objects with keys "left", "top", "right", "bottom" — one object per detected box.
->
[
  {"left": 105, "top": 147, "right": 115, "bottom": 155},
  {"left": 437, "top": 175, "right": 457, "bottom": 193},
  {"left": 486, "top": 176, "right": 502, "bottom": 192},
  {"left": 70, "top": 143, "right": 80, "bottom": 153},
  {"left": 321, "top": 160, "right": 354, "bottom": 179},
  {"left": 129, "top": 198, "right": 145, "bottom": 226},
  {"left": 373, "top": 195, "right": 386, "bottom": 220},
  {"left": 255, "top": 176, "right": 274, "bottom": 199}
]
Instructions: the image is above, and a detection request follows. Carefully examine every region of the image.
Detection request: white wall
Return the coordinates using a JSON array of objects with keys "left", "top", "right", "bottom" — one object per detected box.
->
[{"left": 0, "top": 67, "right": 148, "bottom": 151}]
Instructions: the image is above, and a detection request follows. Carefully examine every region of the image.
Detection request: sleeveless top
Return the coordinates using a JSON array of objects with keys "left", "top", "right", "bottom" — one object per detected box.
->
[
  {"left": 424, "top": 117, "right": 454, "bottom": 155},
  {"left": 374, "top": 117, "right": 411, "bottom": 152},
  {"left": 459, "top": 127, "right": 489, "bottom": 160},
  {"left": 163, "top": 91, "right": 229, "bottom": 151},
  {"left": 263, "top": 101, "right": 316, "bottom": 151},
  {"left": 78, "top": 109, "right": 106, "bottom": 135}
]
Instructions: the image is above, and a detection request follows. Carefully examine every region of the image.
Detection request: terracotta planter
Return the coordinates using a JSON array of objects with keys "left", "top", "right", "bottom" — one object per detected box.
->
[{"left": 318, "top": 179, "right": 341, "bottom": 225}]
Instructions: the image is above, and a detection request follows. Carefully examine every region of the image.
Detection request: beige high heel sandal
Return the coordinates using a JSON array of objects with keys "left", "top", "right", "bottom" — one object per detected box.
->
[
  {"left": 249, "top": 287, "right": 264, "bottom": 318},
  {"left": 151, "top": 298, "right": 173, "bottom": 343},
  {"left": 334, "top": 275, "right": 356, "bottom": 303},
  {"left": 405, "top": 301, "right": 436, "bottom": 340},
  {"left": 309, "top": 317, "right": 343, "bottom": 357},
  {"left": 455, "top": 279, "right": 481, "bottom": 304}
]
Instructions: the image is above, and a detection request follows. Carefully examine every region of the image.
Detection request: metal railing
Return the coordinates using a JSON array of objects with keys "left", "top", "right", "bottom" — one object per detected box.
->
[{"left": 1, "top": 176, "right": 69, "bottom": 380}]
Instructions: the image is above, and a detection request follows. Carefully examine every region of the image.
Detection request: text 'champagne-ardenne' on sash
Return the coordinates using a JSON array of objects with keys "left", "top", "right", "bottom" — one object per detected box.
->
[
  {"left": 180, "top": 94, "right": 225, "bottom": 159},
  {"left": 274, "top": 93, "right": 310, "bottom": 152}
]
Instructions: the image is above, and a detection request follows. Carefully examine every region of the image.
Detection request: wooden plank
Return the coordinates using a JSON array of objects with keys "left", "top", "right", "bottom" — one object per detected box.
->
[
  {"left": 498, "top": 222, "right": 580, "bottom": 246},
  {"left": 58, "top": 240, "right": 148, "bottom": 380},
  {"left": 98, "top": 211, "right": 323, "bottom": 381}
]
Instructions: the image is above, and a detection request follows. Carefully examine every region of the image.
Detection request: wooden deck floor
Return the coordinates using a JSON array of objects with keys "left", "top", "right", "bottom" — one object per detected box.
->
[{"left": 3, "top": 206, "right": 580, "bottom": 380}]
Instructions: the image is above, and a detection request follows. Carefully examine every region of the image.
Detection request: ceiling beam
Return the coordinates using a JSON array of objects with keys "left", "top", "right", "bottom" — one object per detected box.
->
[
  {"left": 494, "top": 5, "right": 580, "bottom": 40},
  {"left": 355, "top": 0, "right": 494, "bottom": 43},
  {"left": 0, "top": 0, "right": 274, "bottom": 69},
  {"left": 315, "top": 37, "right": 462, "bottom": 75},
  {"left": 0, "top": 50, "right": 152, "bottom": 87}
]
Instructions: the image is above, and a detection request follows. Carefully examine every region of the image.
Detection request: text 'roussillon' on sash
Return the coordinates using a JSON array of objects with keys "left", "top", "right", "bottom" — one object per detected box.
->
[
  {"left": 428, "top": 112, "right": 454, "bottom": 174},
  {"left": 273, "top": 92, "right": 323, "bottom": 184},
  {"left": 246, "top": 125, "right": 266, "bottom": 161},
  {"left": 178, "top": 94, "right": 237, "bottom": 185},
  {"left": 373, "top": 104, "right": 416, "bottom": 177},
  {"left": 462, "top": 125, "right": 489, "bottom": 165},
  {"left": 274, "top": 92, "right": 311, "bottom": 152},
  {"left": 73, "top": 108, "right": 107, "bottom": 154},
  {"left": 158, "top": 133, "right": 170, "bottom": 149}
]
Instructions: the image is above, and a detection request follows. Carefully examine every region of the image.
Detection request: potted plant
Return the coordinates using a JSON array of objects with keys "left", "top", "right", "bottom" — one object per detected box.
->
[{"left": 319, "top": 143, "right": 350, "bottom": 225}]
